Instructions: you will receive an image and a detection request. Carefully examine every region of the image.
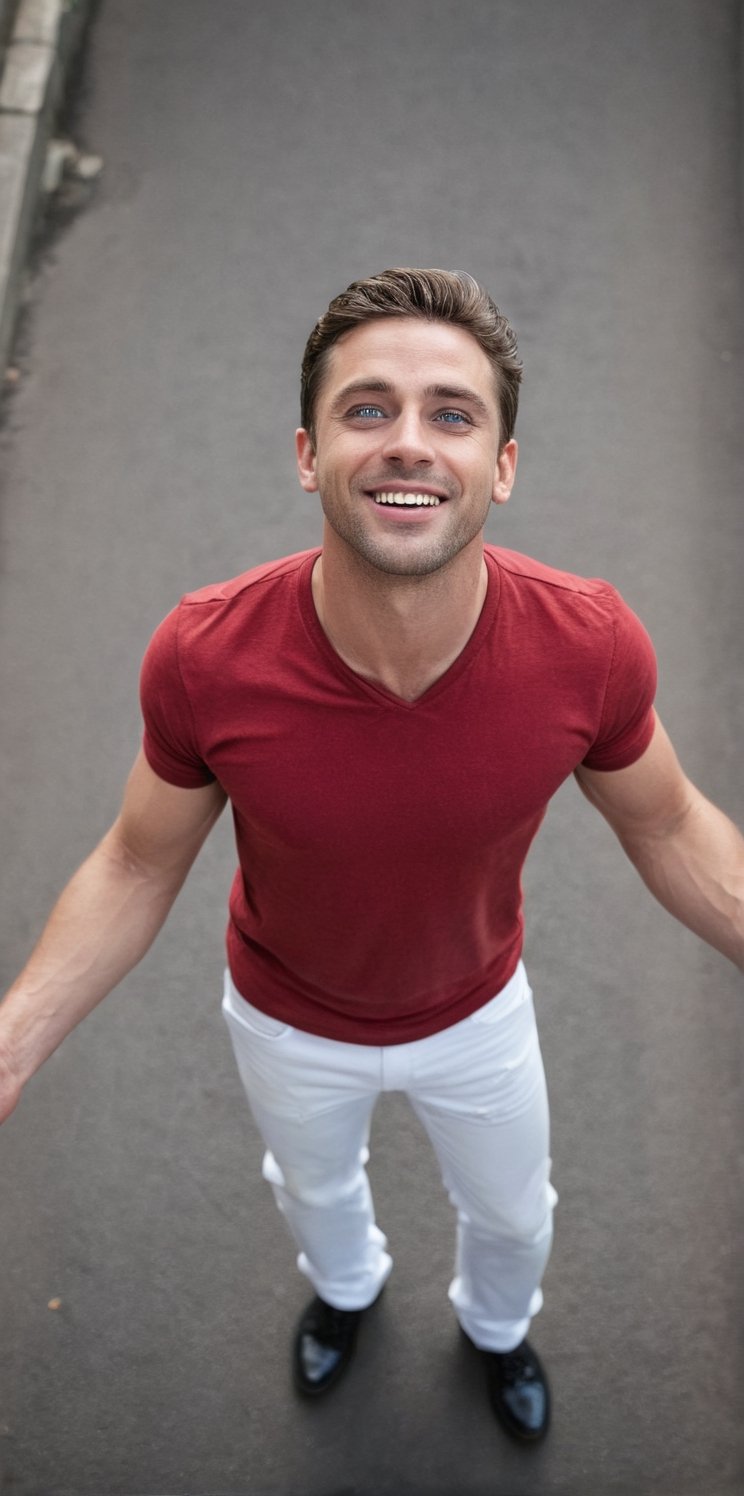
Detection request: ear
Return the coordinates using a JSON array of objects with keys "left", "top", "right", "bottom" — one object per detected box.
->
[
  {"left": 492, "top": 438, "right": 518, "bottom": 507},
  {"left": 296, "top": 428, "right": 319, "bottom": 492}
]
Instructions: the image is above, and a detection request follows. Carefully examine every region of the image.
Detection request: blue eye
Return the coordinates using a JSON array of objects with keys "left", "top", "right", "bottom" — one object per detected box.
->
[
  {"left": 436, "top": 410, "right": 470, "bottom": 425},
  {"left": 350, "top": 405, "right": 386, "bottom": 419}
]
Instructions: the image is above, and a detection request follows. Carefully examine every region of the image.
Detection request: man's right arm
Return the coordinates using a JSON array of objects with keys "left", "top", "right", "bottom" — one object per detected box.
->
[{"left": 0, "top": 750, "right": 227, "bottom": 1124}]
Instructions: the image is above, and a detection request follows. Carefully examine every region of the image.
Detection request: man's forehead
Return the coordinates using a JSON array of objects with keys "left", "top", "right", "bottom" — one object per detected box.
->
[{"left": 322, "top": 317, "right": 498, "bottom": 400}]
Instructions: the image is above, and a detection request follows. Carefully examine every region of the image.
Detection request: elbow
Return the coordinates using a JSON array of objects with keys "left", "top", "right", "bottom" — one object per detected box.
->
[{"left": 97, "top": 822, "right": 186, "bottom": 892}]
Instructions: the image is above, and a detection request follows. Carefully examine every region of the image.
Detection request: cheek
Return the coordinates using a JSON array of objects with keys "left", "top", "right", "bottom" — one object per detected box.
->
[
  {"left": 463, "top": 433, "right": 500, "bottom": 463},
  {"left": 323, "top": 442, "right": 373, "bottom": 486}
]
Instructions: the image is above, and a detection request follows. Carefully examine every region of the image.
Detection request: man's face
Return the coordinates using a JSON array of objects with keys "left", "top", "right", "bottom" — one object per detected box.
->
[{"left": 295, "top": 317, "right": 517, "bottom": 578}]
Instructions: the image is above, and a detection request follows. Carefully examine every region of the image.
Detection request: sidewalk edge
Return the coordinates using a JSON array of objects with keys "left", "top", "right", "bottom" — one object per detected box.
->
[{"left": 0, "top": 0, "right": 95, "bottom": 376}]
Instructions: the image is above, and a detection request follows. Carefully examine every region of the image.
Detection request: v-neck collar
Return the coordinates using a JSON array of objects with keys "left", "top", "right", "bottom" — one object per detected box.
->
[{"left": 297, "top": 549, "right": 501, "bottom": 710}]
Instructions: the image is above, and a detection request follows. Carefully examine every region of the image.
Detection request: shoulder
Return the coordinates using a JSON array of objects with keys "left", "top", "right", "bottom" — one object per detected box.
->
[
  {"left": 486, "top": 544, "right": 617, "bottom": 604},
  {"left": 485, "top": 544, "right": 641, "bottom": 636},
  {"left": 485, "top": 544, "right": 655, "bottom": 674},
  {"left": 180, "top": 548, "right": 319, "bottom": 611},
  {"left": 483, "top": 549, "right": 657, "bottom": 771},
  {"left": 164, "top": 548, "right": 318, "bottom": 646},
  {"left": 143, "top": 548, "right": 318, "bottom": 678}
]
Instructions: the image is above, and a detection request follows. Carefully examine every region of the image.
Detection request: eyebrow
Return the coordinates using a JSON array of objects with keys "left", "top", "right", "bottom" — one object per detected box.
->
[
  {"left": 329, "top": 379, "right": 492, "bottom": 421},
  {"left": 424, "top": 384, "right": 491, "bottom": 421},
  {"left": 328, "top": 379, "right": 394, "bottom": 415}
]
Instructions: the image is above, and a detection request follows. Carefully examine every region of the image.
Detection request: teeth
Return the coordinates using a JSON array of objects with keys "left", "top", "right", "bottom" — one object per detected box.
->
[{"left": 373, "top": 492, "right": 441, "bottom": 507}]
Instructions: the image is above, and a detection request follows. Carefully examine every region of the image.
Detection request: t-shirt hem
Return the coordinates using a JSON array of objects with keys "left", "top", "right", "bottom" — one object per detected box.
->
[
  {"left": 142, "top": 732, "right": 216, "bottom": 788},
  {"left": 580, "top": 705, "right": 656, "bottom": 773},
  {"left": 226, "top": 936, "right": 524, "bottom": 1046}
]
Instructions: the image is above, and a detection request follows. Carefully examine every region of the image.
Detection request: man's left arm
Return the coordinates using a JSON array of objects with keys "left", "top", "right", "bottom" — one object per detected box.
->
[{"left": 575, "top": 711, "right": 744, "bottom": 972}]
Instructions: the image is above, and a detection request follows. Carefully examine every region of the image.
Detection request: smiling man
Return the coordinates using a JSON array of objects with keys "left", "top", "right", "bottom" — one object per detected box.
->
[{"left": 1, "top": 269, "right": 743, "bottom": 1446}]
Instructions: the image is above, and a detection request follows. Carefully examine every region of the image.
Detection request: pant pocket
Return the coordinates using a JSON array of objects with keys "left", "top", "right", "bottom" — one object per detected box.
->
[
  {"left": 222, "top": 973, "right": 304, "bottom": 1121},
  {"left": 221, "top": 968, "right": 294, "bottom": 1040},
  {"left": 468, "top": 961, "right": 531, "bottom": 1028}
]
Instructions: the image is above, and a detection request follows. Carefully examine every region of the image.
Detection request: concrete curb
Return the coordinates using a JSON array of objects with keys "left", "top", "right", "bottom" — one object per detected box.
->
[{"left": 0, "top": 0, "right": 95, "bottom": 376}]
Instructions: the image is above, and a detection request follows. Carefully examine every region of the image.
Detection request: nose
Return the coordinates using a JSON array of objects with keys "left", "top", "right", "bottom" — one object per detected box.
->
[{"left": 381, "top": 409, "right": 436, "bottom": 467}]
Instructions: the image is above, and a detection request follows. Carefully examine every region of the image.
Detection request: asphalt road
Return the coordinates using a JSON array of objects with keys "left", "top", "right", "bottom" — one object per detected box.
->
[{"left": 1, "top": 3, "right": 742, "bottom": 1493}]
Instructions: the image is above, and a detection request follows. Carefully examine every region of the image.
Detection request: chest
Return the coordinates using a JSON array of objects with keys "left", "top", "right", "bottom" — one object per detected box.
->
[{"left": 198, "top": 670, "right": 592, "bottom": 861}]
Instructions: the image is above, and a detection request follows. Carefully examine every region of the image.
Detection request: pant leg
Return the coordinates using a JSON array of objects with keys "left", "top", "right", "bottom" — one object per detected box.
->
[
  {"left": 222, "top": 973, "right": 392, "bottom": 1310},
  {"left": 408, "top": 963, "right": 557, "bottom": 1351}
]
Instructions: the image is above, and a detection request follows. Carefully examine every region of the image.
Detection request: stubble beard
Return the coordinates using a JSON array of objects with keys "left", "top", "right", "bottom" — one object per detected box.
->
[{"left": 320, "top": 479, "right": 492, "bottom": 580}]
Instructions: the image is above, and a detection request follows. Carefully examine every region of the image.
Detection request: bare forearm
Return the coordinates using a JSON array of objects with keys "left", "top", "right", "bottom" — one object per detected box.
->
[
  {"left": 620, "top": 792, "right": 744, "bottom": 971},
  {"left": 0, "top": 830, "right": 184, "bottom": 1089}
]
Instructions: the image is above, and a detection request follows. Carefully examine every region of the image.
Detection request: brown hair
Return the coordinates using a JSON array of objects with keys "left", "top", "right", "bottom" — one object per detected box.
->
[{"left": 300, "top": 268, "right": 522, "bottom": 450}]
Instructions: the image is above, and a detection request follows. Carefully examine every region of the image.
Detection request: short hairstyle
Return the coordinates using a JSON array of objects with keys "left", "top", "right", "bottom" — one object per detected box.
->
[{"left": 300, "top": 267, "right": 522, "bottom": 450}]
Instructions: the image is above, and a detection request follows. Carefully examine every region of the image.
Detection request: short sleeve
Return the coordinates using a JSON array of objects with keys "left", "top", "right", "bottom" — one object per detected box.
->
[
  {"left": 139, "top": 606, "right": 216, "bottom": 787},
  {"left": 581, "top": 590, "right": 658, "bottom": 771}
]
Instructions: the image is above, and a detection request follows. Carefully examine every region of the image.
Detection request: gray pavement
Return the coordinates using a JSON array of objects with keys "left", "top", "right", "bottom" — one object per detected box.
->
[{"left": 1, "top": 2, "right": 743, "bottom": 1493}]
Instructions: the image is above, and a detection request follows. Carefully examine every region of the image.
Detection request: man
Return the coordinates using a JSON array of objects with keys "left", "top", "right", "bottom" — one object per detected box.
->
[{"left": 1, "top": 269, "right": 742, "bottom": 1445}]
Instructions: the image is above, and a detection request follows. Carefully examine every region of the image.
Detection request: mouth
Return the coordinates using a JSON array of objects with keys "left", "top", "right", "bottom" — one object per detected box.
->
[{"left": 366, "top": 489, "right": 447, "bottom": 508}]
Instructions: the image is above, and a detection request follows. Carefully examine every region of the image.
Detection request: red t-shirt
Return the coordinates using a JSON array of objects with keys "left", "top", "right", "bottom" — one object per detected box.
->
[{"left": 140, "top": 545, "right": 657, "bottom": 1043}]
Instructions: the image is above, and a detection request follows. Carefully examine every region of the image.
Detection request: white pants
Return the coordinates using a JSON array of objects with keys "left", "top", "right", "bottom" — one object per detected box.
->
[{"left": 222, "top": 961, "right": 557, "bottom": 1352}]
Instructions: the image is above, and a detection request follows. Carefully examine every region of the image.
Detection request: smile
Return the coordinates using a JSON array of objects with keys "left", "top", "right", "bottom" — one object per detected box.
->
[{"left": 371, "top": 492, "right": 442, "bottom": 507}]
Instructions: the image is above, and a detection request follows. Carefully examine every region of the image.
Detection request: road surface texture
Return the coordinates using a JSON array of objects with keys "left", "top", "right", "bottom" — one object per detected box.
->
[{"left": 1, "top": 3, "right": 742, "bottom": 1494}]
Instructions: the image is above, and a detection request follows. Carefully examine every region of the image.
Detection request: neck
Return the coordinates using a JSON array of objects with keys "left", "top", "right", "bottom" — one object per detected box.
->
[{"left": 311, "top": 529, "right": 489, "bottom": 702}]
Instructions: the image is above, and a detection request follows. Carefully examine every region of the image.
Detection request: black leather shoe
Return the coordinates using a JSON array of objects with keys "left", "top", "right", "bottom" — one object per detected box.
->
[
  {"left": 483, "top": 1339, "right": 550, "bottom": 1442},
  {"left": 293, "top": 1296, "right": 364, "bottom": 1397}
]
